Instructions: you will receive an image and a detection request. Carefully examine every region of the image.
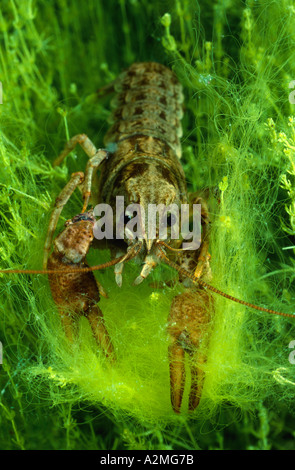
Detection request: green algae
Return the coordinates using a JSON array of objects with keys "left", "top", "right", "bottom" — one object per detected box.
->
[{"left": 0, "top": 0, "right": 295, "bottom": 451}]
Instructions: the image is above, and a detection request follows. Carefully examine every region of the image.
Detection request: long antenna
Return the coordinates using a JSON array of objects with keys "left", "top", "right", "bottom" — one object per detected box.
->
[
  {"left": 0, "top": 256, "right": 125, "bottom": 275},
  {"left": 157, "top": 246, "right": 295, "bottom": 319},
  {"left": 0, "top": 242, "right": 142, "bottom": 276},
  {"left": 0, "top": 242, "right": 294, "bottom": 319}
]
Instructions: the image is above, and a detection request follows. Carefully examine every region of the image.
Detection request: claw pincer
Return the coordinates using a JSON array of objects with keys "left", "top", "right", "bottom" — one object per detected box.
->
[
  {"left": 47, "top": 211, "right": 115, "bottom": 360},
  {"left": 167, "top": 289, "right": 213, "bottom": 413}
]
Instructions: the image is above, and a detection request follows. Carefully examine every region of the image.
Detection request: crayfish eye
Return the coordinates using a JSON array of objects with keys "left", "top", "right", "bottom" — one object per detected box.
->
[
  {"left": 166, "top": 211, "right": 178, "bottom": 228},
  {"left": 166, "top": 212, "right": 173, "bottom": 227},
  {"left": 124, "top": 213, "right": 133, "bottom": 225}
]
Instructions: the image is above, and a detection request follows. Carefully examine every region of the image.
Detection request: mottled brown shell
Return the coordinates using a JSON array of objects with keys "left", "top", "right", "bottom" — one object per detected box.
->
[
  {"left": 98, "top": 62, "right": 187, "bottom": 215},
  {"left": 104, "top": 62, "right": 184, "bottom": 159}
]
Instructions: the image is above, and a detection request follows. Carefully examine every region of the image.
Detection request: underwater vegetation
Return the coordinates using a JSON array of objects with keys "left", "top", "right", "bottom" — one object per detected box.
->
[{"left": 0, "top": 0, "right": 295, "bottom": 451}]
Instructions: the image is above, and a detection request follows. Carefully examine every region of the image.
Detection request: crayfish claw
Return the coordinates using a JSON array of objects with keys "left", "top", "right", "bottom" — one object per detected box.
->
[
  {"left": 86, "top": 305, "right": 116, "bottom": 361},
  {"left": 167, "top": 290, "right": 212, "bottom": 413}
]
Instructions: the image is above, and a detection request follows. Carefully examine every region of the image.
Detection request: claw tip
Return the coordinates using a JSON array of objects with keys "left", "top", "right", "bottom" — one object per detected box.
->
[
  {"left": 115, "top": 274, "right": 122, "bottom": 287},
  {"left": 133, "top": 275, "right": 144, "bottom": 286}
]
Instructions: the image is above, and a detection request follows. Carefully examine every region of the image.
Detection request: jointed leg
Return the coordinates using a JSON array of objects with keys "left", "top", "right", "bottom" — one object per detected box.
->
[
  {"left": 113, "top": 249, "right": 127, "bottom": 288},
  {"left": 43, "top": 172, "right": 84, "bottom": 268},
  {"left": 53, "top": 134, "right": 98, "bottom": 167},
  {"left": 45, "top": 139, "right": 108, "bottom": 266},
  {"left": 81, "top": 149, "right": 108, "bottom": 212},
  {"left": 189, "top": 194, "right": 211, "bottom": 281},
  {"left": 193, "top": 240, "right": 211, "bottom": 280}
]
